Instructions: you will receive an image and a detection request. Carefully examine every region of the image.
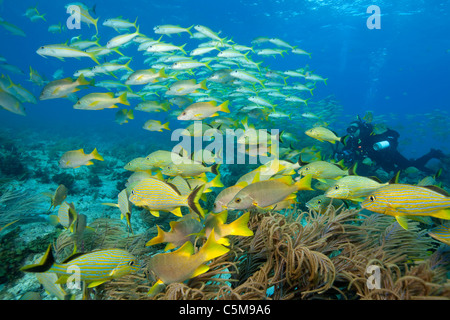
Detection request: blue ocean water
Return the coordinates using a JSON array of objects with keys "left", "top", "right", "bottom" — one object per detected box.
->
[
  {"left": 1, "top": 0, "right": 449, "bottom": 157},
  {"left": 0, "top": 0, "right": 449, "bottom": 300}
]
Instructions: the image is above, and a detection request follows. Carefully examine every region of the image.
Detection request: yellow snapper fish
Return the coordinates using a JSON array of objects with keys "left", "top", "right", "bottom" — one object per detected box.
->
[
  {"left": 103, "top": 17, "right": 138, "bottom": 32},
  {"left": 202, "top": 211, "right": 253, "bottom": 246},
  {"left": 115, "top": 109, "right": 134, "bottom": 125},
  {"left": 145, "top": 150, "right": 188, "bottom": 168},
  {"left": 143, "top": 120, "right": 170, "bottom": 132},
  {"left": 298, "top": 159, "right": 353, "bottom": 181},
  {"left": 162, "top": 162, "right": 220, "bottom": 178},
  {"left": 146, "top": 42, "right": 187, "bottom": 54},
  {"left": 39, "top": 74, "right": 93, "bottom": 100},
  {"left": 74, "top": 92, "right": 130, "bottom": 110},
  {"left": 136, "top": 100, "right": 170, "bottom": 113},
  {"left": 129, "top": 178, "right": 205, "bottom": 218},
  {"left": 227, "top": 175, "right": 313, "bottom": 210},
  {"left": 102, "top": 189, "right": 133, "bottom": 233},
  {"left": 305, "top": 126, "right": 341, "bottom": 144},
  {"left": 213, "top": 185, "right": 245, "bottom": 213},
  {"left": 147, "top": 231, "right": 229, "bottom": 296},
  {"left": 193, "top": 25, "right": 226, "bottom": 42},
  {"left": 177, "top": 101, "right": 230, "bottom": 121},
  {"left": 36, "top": 44, "right": 99, "bottom": 64},
  {"left": 146, "top": 214, "right": 203, "bottom": 251},
  {"left": 325, "top": 174, "right": 397, "bottom": 202},
  {"left": 0, "top": 88, "right": 25, "bottom": 116},
  {"left": 58, "top": 148, "right": 104, "bottom": 169},
  {"left": 171, "top": 60, "right": 212, "bottom": 71},
  {"left": 361, "top": 184, "right": 450, "bottom": 230},
  {"left": 42, "top": 184, "right": 68, "bottom": 211},
  {"left": 21, "top": 244, "right": 140, "bottom": 288},
  {"left": 125, "top": 68, "right": 167, "bottom": 85},
  {"left": 123, "top": 157, "right": 155, "bottom": 172},
  {"left": 154, "top": 24, "right": 193, "bottom": 36},
  {"left": 166, "top": 79, "right": 208, "bottom": 96},
  {"left": 306, "top": 195, "right": 346, "bottom": 214}
]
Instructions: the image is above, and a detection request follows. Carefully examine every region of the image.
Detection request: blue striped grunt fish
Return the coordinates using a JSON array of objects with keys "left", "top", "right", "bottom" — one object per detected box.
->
[
  {"left": 428, "top": 224, "right": 450, "bottom": 245},
  {"left": 21, "top": 244, "right": 140, "bottom": 288},
  {"left": 361, "top": 184, "right": 450, "bottom": 230},
  {"left": 129, "top": 177, "right": 205, "bottom": 218}
]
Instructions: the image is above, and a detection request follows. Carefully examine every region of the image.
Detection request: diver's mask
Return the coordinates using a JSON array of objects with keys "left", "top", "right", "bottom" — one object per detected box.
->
[{"left": 347, "top": 123, "right": 360, "bottom": 137}]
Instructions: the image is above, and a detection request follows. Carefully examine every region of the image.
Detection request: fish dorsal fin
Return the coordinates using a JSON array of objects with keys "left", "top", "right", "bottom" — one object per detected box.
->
[
  {"left": 298, "top": 154, "right": 309, "bottom": 166},
  {"left": 421, "top": 185, "right": 450, "bottom": 197},
  {"left": 165, "top": 182, "right": 182, "bottom": 196},
  {"left": 368, "top": 176, "right": 382, "bottom": 183},
  {"left": 389, "top": 171, "right": 401, "bottom": 184},
  {"left": 61, "top": 252, "right": 88, "bottom": 264}
]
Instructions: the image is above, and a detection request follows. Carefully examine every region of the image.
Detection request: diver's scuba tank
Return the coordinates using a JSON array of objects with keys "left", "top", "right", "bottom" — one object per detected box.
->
[{"left": 373, "top": 140, "right": 390, "bottom": 151}]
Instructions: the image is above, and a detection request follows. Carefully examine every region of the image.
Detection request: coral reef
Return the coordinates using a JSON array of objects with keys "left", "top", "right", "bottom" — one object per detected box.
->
[{"left": 94, "top": 206, "right": 450, "bottom": 300}]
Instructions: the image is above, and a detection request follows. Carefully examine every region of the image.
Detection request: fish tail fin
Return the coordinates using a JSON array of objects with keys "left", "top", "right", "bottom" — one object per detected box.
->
[
  {"left": 225, "top": 212, "right": 254, "bottom": 237},
  {"left": 91, "top": 148, "right": 104, "bottom": 161},
  {"left": 133, "top": 17, "right": 139, "bottom": 30},
  {"left": 145, "top": 225, "right": 165, "bottom": 246},
  {"left": 162, "top": 122, "right": 170, "bottom": 130},
  {"left": 199, "top": 79, "right": 208, "bottom": 90},
  {"left": 118, "top": 92, "right": 130, "bottom": 106},
  {"left": 20, "top": 244, "right": 54, "bottom": 273},
  {"left": 219, "top": 100, "right": 230, "bottom": 113},
  {"left": 158, "top": 67, "right": 167, "bottom": 78},
  {"left": 76, "top": 74, "right": 90, "bottom": 86},
  {"left": 180, "top": 43, "right": 187, "bottom": 55},
  {"left": 199, "top": 230, "right": 230, "bottom": 262},
  {"left": 210, "top": 163, "right": 220, "bottom": 175},
  {"left": 295, "top": 173, "right": 313, "bottom": 191},
  {"left": 88, "top": 52, "right": 100, "bottom": 65},
  {"left": 127, "top": 109, "right": 134, "bottom": 120},
  {"left": 187, "top": 185, "right": 205, "bottom": 218},
  {"left": 209, "top": 174, "right": 224, "bottom": 188},
  {"left": 186, "top": 25, "right": 194, "bottom": 36}
]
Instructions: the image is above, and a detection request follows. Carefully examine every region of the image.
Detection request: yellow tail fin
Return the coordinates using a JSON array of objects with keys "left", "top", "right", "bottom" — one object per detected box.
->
[
  {"left": 146, "top": 225, "right": 166, "bottom": 246},
  {"left": 295, "top": 174, "right": 313, "bottom": 191},
  {"left": 199, "top": 230, "right": 230, "bottom": 262},
  {"left": 91, "top": 148, "right": 104, "bottom": 161}
]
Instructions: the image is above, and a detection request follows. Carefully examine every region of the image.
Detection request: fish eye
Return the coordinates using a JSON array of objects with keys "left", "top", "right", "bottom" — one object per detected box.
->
[
  {"left": 235, "top": 198, "right": 241, "bottom": 203},
  {"left": 182, "top": 112, "right": 186, "bottom": 115},
  {"left": 317, "top": 200, "right": 322, "bottom": 204},
  {"left": 369, "top": 195, "right": 375, "bottom": 202},
  {"left": 304, "top": 167, "right": 309, "bottom": 171},
  {"left": 131, "top": 190, "right": 135, "bottom": 195},
  {"left": 334, "top": 185, "right": 339, "bottom": 190},
  {"left": 129, "top": 261, "right": 134, "bottom": 266}
]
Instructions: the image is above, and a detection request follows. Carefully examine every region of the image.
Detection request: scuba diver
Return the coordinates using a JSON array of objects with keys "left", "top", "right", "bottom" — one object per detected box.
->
[{"left": 334, "top": 116, "right": 445, "bottom": 174}]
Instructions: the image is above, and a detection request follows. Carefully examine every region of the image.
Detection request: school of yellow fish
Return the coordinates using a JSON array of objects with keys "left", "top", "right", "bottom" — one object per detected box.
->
[{"left": 1, "top": 2, "right": 448, "bottom": 300}]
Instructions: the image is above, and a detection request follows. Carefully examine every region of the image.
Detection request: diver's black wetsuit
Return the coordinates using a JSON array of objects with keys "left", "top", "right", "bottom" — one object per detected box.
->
[{"left": 335, "top": 119, "right": 444, "bottom": 174}]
